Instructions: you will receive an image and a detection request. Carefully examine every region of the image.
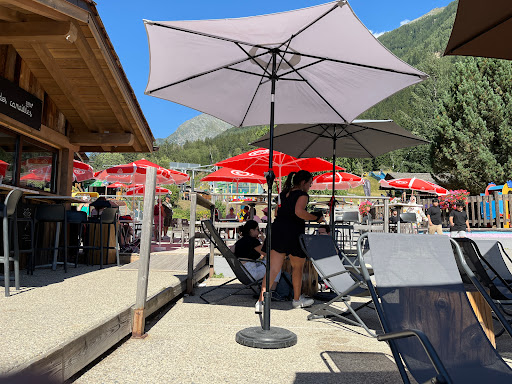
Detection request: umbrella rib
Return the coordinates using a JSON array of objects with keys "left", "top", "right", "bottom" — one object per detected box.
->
[
  {"left": 147, "top": 21, "right": 271, "bottom": 50},
  {"left": 235, "top": 42, "right": 271, "bottom": 77},
  {"left": 348, "top": 123, "right": 430, "bottom": 143},
  {"left": 280, "top": 49, "right": 426, "bottom": 79},
  {"left": 238, "top": 54, "right": 273, "bottom": 127},
  {"left": 147, "top": 51, "right": 269, "bottom": 94},
  {"left": 446, "top": 12, "right": 512, "bottom": 55},
  {"left": 296, "top": 124, "right": 332, "bottom": 157},
  {"left": 278, "top": 53, "right": 348, "bottom": 122},
  {"left": 225, "top": 67, "right": 271, "bottom": 79}
]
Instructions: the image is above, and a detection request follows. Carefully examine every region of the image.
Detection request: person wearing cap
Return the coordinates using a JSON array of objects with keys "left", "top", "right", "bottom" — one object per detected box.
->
[
  {"left": 449, "top": 201, "right": 471, "bottom": 238},
  {"left": 426, "top": 198, "right": 443, "bottom": 235},
  {"left": 162, "top": 194, "right": 173, "bottom": 239}
]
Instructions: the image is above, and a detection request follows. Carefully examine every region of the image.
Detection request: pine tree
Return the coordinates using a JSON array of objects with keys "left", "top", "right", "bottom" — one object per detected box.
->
[{"left": 431, "top": 57, "right": 512, "bottom": 193}]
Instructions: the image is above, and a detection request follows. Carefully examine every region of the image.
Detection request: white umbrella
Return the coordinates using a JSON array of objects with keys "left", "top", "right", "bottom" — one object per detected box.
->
[{"left": 144, "top": 0, "right": 427, "bottom": 348}]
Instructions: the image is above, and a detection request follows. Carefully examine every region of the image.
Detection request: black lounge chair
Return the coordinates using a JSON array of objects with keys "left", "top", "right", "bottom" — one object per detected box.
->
[
  {"left": 357, "top": 233, "right": 512, "bottom": 384},
  {"left": 200, "top": 220, "right": 262, "bottom": 304},
  {"left": 300, "top": 234, "right": 373, "bottom": 335},
  {"left": 474, "top": 239, "right": 512, "bottom": 284}
]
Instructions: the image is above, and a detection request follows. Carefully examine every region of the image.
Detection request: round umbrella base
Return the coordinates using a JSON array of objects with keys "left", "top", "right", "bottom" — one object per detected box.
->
[{"left": 235, "top": 326, "right": 297, "bottom": 349}]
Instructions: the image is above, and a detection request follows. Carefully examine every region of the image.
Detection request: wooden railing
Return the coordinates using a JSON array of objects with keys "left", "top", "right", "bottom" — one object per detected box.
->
[{"left": 420, "top": 194, "right": 512, "bottom": 229}]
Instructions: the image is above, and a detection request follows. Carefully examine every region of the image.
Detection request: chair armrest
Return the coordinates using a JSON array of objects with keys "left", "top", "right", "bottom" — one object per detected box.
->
[
  {"left": 377, "top": 329, "right": 452, "bottom": 384},
  {"left": 322, "top": 270, "right": 351, "bottom": 279}
]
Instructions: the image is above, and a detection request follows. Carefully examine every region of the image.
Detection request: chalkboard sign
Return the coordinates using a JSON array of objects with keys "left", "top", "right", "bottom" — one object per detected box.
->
[{"left": 0, "top": 77, "right": 42, "bottom": 130}]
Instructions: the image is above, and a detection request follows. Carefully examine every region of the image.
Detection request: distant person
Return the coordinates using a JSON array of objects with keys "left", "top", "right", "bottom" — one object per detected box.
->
[
  {"left": 449, "top": 201, "right": 471, "bottom": 238},
  {"left": 153, "top": 203, "right": 165, "bottom": 240},
  {"left": 406, "top": 195, "right": 427, "bottom": 223},
  {"left": 256, "top": 170, "right": 325, "bottom": 313},
  {"left": 234, "top": 220, "right": 280, "bottom": 289},
  {"left": 317, "top": 224, "right": 330, "bottom": 235},
  {"left": 426, "top": 198, "right": 443, "bottom": 235},
  {"left": 241, "top": 205, "right": 250, "bottom": 221},
  {"left": 225, "top": 207, "right": 237, "bottom": 220},
  {"left": 389, "top": 209, "right": 400, "bottom": 224},
  {"left": 162, "top": 194, "right": 173, "bottom": 238},
  {"left": 261, "top": 207, "right": 269, "bottom": 223}
]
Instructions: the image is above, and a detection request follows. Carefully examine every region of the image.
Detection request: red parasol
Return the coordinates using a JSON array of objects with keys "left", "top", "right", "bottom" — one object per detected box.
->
[
  {"left": 95, "top": 159, "right": 189, "bottom": 185},
  {"left": 215, "top": 148, "right": 343, "bottom": 191},
  {"left": 311, "top": 172, "right": 364, "bottom": 190},
  {"left": 379, "top": 178, "right": 448, "bottom": 196},
  {"left": 107, "top": 182, "right": 126, "bottom": 189},
  {"left": 201, "top": 167, "right": 266, "bottom": 184},
  {"left": 0, "top": 160, "right": 8, "bottom": 178},
  {"left": 126, "top": 185, "right": 170, "bottom": 196}
]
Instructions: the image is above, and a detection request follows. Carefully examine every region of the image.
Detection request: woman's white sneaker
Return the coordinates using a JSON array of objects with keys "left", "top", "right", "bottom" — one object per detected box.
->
[
  {"left": 255, "top": 300, "right": 263, "bottom": 313},
  {"left": 292, "top": 295, "right": 314, "bottom": 308}
]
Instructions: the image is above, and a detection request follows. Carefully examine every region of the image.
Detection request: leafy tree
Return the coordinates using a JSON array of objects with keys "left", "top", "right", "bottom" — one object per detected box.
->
[{"left": 431, "top": 57, "right": 512, "bottom": 193}]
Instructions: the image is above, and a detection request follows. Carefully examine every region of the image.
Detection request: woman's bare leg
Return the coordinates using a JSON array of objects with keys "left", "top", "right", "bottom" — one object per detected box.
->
[
  {"left": 289, "top": 255, "right": 306, "bottom": 301},
  {"left": 258, "top": 250, "right": 285, "bottom": 302}
]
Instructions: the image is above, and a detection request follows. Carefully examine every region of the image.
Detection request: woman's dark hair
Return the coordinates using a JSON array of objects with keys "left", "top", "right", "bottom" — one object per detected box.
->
[
  {"left": 282, "top": 170, "right": 313, "bottom": 195},
  {"left": 239, "top": 219, "right": 259, "bottom": 236}
]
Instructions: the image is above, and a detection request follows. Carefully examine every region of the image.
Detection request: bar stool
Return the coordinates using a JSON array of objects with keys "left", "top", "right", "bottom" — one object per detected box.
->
[
  {"left": 34, "top": 204, "right": 68, "bottom": 272},
  {"left": 87, "top": 208, "right": 119, "bottom": 268},
  {"left": 66, "top": 210, "right": 88, "bottom": 267},
  {"left": 0, "top": 189, "right": 23, "bottom": 297}
]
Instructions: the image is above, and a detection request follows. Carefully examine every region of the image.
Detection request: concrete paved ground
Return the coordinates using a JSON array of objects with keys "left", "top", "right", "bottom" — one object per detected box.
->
[
  {"left": 0, "top": 247, "right": 209, "bottom": 375},
  {"left": 73, "top": 277, "right": 512, "bottom": 384}
]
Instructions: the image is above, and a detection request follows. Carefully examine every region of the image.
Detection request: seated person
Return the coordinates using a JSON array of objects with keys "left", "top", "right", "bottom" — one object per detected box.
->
[
  {"left": 234, "top": 220, "right": 280, "bottom": 287},
  {"left": 249, "top": 206, "right": 262, "bottom": 223},
  {"left": 261, "top": 207, "right": 268, "bottom": 223},
  {"left": 225, "top": 207, "right": 237, "bottom": 220},
  {"left": 317, "top": 224, "right": 330, "bottom": 235},
  {"left": 389, "top": 209, "right": 400, "bottom": 224}
]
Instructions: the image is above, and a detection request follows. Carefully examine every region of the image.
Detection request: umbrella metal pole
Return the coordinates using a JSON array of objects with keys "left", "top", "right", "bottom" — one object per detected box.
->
[
  {"left": 330, "top": 126, "right": 337, "bottom": 238},
  {"left": 236, "top": 50, "right": 297, "bottom": 349}
]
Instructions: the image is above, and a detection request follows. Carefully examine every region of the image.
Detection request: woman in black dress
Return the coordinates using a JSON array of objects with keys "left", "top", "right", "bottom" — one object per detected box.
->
[{"left": 255, "top": 170, "right": 325, "bottom": 313}]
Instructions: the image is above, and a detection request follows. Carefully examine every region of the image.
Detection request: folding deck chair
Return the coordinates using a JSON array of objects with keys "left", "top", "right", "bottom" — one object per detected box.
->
[
  {"left": 199, "top": 220, "right": 262, "bottom": 304},
  {"left": 453, "top": 238, "right": 512, "bottom": 308},
  {"left": 357, "top": 233, "right": 512, "bottom": 384},
  {"left": 473, "top": 239, "right": 512, "bottom": 284},
  {"left": 300, "top": 234, "right": 374, "bottom": 335}
]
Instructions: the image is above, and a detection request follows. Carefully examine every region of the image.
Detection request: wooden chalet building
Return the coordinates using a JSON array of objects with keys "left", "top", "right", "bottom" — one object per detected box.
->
[{"left": 0, "top": 0, "right": 154, "bottom": 196}]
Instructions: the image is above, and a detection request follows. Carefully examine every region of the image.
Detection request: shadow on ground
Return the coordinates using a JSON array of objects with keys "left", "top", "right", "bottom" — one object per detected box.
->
[{"left": 294, "top": 351, "right": 412, "bottom": 383}]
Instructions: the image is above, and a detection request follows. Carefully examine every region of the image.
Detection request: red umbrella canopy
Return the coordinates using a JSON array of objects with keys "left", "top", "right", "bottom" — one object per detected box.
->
[
  {"left": 215, "top": 148, "right": 343, "bottom": 178},
  {"left": 21, "top": 160, "right": 94, "bottom": 182},
  {"left": 97, "top": 159, "right": 189, "bottom": 185},
  {"left": 107, "top": 182, "right": 126, "bottom": 189},
  {"left": 126, "top": 185, "right": 170, "bottom": 196},
  {"left": 379, "top": 178, "right": 448, "bottom": 196},
  {"left": 201, "top": 167, "right": 266, "bottom": 184},
  {"left": 0, "top": 160, "right": 8, "bottom": 177},
  {"left": 311, "top": 172, "right": 364, "bottom": 191}
]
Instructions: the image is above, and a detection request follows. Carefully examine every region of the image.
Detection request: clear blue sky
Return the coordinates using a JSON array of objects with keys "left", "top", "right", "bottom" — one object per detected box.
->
[{"left": 96, "top": 0, "right": 454, "bottom": 140}]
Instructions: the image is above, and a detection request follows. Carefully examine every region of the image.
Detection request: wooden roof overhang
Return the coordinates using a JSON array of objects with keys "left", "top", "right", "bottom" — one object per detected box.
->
[{"left": 0, "top": 0, "right": 155, "bottom": 153}]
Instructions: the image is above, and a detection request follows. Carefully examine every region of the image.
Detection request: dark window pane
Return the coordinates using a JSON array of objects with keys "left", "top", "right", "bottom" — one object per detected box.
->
[{"left": 19, "top": 139, "right": 57, "bottom": 193}]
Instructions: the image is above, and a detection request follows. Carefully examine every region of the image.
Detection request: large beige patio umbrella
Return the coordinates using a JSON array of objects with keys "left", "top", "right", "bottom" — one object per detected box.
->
[
  {"left": 444, "top": 0, "right": 512, "bottom": 60},
  {"left": 144, "top": 0, "right": 427, "bottom": 348}
]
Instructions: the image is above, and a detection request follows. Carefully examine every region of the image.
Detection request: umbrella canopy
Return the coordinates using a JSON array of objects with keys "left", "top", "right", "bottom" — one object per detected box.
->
[
  {"left": 251, "top": 120, "right": 429, "bottom": 158},
  {"left": 311, "top": 172, "right": 363, "bottom": 190},
  {"left": 20, "top": 160, "right": 94, "bottom": 182},
  {"left": 379, "top": 177, "right": 448, "bottom": 196},
  {"left": 201, "top": 167, "right": 267, "bottom": 184},
  {"left": 107, "top": 182, "right": 127, "bottom": 189},
  {"left": 215, "top": 148, "right": 343, "bottom": 179},
  {"left": 444, "top": 0, "right": 512, "bottom": 60},
  {"left": 95, "top": 159, "right": 189, "bottom": 185},
  {"left": 126, "top": 185, "right": 170, "bottom": 196},
  {"left": 144, "top": 1, "right": 427, "bottom": 127},
  {"left": 0, "top": 160, "right": 8, "bottom": 178}
]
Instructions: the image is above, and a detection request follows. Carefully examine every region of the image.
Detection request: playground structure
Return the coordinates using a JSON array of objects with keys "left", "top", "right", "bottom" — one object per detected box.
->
[{"left": 481, "top": 181, "right": 512, "bottom": 228}]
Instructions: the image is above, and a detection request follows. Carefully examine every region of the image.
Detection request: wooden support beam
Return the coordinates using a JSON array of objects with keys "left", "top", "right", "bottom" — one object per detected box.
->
[
  {"left": 58, "top": 147, "right": 74, "bottom": 196},
  {"left": 0, "top": 22, "right": 77, "bottom": 44},
  {"left": 0, "top": 0, "right": 68, "bottom": 21},
  {"left": 31, "top": 42, "right": 97, "bottom": 132},
  {"left": 72, "top": 24, "right": 133, "bottom": 132},
  {"left": 0, "top": 4, "right": 25, "bottom": 22},
  {"left": 70, "top": 132, "right": 134, "bottom": 146}
]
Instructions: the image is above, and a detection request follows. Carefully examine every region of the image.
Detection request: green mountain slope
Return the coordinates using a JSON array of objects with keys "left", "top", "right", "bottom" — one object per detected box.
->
[{"left": 160, "top": 114, "right": 233, "bottom": 145}]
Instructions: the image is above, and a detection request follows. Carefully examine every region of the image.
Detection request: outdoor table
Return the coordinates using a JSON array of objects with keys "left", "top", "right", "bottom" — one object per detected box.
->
[{"left": 0, "top": 184, "right": 41, "bottom": 195}]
